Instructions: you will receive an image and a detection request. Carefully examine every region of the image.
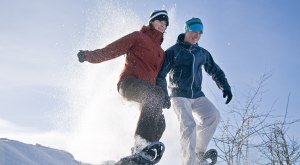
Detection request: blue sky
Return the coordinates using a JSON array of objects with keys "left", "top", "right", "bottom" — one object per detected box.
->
[{"left": 1, "top": 0, "right": 300, "bottom": 164}]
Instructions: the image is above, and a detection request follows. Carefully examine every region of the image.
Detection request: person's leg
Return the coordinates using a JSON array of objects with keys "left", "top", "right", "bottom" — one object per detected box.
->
[
  {"left": 191, "top": 97, "right": 220, "bottom": 155},
  {"left": 172, "top": 97, "right": 197, "bottom": 165},
  {"left": 118, "top": 77, "right": 165, "bottom": 150},
  {"left": 135, "top": 97, "right": 165, "bottom": 142}
]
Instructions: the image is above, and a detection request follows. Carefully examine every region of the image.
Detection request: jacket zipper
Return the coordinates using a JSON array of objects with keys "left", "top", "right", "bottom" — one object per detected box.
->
[{"left": 189, "top": 46, "right": 195, "bottom": 98}]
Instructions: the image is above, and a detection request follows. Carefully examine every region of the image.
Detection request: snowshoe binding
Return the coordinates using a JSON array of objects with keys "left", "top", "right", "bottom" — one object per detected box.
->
[{"left": 115, "top": 141, "right": 165, "bottom": 165}]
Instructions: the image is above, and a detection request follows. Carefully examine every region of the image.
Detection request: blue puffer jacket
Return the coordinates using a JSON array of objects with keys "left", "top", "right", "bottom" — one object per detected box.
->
[{"left": 156, "top": 33, "right": 231, "bottom": 99}]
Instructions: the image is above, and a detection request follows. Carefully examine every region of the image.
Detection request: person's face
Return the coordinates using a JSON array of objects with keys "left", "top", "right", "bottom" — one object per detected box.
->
[
  {"left": 152, "top": 20, "right": 167, "bottom": 33},
  {"left": 184, "top": 31, "right": 202, "bottom": 45}
]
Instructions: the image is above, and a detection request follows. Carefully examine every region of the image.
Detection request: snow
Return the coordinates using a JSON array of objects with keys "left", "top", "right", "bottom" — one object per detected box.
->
[
  {"left": 0, "top": 2, "right": 182, "bottom": 165},
  {"left": 0, "top": 138, "right": 171, "bottom": 165},
  {"left": 0, "top": 138, "right": 87, "bottom": 165}
]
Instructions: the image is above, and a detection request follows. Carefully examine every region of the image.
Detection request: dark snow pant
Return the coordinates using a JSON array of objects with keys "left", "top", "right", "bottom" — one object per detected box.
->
[{"left": 118, "top": 76, "right": 166, "bottom": 142}]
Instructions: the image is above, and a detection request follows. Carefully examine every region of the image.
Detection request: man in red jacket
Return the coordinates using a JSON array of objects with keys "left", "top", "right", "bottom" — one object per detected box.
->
[{"left": 77, "top": 10, "right": 170, "bottom": 160}]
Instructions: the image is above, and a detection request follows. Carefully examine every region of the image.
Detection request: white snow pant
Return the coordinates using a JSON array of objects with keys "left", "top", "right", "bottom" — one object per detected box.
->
[{"left": 172, "top": 97, "right": 221, "bottom": 165}]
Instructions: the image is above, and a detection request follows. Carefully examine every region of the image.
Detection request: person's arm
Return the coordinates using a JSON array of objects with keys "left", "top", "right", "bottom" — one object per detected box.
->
[
  {"left": 204, "top": 50, "right": 232, "bottom": 104},
  {"left": 78, "top": 31, "right": 139, "bottom": 63},
  {"left": 156, "top": 49, "right": 173, "bottom": 108},
  {"left": 157, "top": 49, "right": 172, "bottom": 95}
]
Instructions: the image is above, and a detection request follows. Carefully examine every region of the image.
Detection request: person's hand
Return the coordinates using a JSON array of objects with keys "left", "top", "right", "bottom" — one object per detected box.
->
[
  {"left": 77, "top": 50, "right": 87, "bottom": 63},
  {"left": 223, "top": 89, "right": 232, "bottom": 104},
  {"left": 163, "top": 95, "right": 171, "bottom": 109}
]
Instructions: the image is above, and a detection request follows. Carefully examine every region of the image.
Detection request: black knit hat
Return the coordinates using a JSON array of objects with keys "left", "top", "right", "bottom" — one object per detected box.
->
[{"left": 149, "top": 10, "right": 169, "bottom": 26}]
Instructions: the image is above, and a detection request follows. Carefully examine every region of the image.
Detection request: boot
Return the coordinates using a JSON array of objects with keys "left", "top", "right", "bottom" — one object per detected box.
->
[{"left": 131, "top": 135, "right": 151, "bottom": 154}]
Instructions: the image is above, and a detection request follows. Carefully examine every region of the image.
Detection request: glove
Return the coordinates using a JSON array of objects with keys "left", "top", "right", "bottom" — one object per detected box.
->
[
  {"left": 223, "top": 89, "right": 232, "bottom": 104},
  {"left": 77, "top": 50, "right": 87, "bottom": 63},
  {"left": 163, "top": 95, "right": 171, "bottom": 109}
]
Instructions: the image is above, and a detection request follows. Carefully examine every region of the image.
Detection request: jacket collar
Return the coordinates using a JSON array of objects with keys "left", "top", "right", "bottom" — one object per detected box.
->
[
  {"left": 177, "top": 33, "right": 198, "bottom": 49},
  {"left": 140, "top": 26, "right": 164, "bottom": 45}
]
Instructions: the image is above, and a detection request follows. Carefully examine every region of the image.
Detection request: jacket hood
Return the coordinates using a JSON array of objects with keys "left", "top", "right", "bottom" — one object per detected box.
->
[
  {"left": 177, "top": 33, "right": 185, "bottom": 43},
  {"left": 176, "top": 33, "right": 198, "bottom": 49},
  {"left": 140, "top": 25, "right": 164, "bottom": 45}
]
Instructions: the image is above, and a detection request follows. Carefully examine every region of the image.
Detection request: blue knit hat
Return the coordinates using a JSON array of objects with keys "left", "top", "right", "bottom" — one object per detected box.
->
[{"left": 185, "top": 18, "right": 203, "bottom": 33}]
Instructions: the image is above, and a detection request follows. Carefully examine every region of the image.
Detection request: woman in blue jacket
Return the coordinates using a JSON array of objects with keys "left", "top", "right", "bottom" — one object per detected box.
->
[{"left": 157, "top": 18, "right": 232, "bottom": 165}]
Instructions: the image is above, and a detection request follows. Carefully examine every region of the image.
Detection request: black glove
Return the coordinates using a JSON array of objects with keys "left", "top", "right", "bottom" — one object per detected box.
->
[
  {"left": 77, "top": 50, "right": 87, "bottom": 63},
  {"left": 223, "top": 89, "right": 232, "bottom": 104},
  {"left": 163, "top": 95, "right": 171, "bottom": 109}
]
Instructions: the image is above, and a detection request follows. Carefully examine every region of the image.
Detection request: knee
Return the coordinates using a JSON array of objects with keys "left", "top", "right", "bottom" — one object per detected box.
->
[
  {"left": 215, "top": 110, "right": 221, "bottom": 124},
  {"left": 212, "top": 109, "right": 221, "bottom": 125},
  {"left": 207, "top": 108, "right": 221, "bottom": 126},
  {"left": 182, "top": 120, "right": 196, "bottom": 134}
]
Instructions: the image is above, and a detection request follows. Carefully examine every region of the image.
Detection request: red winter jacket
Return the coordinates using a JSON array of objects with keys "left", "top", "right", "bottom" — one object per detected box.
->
[{"left": 85, "top": 26, "right": 165, "bottom": 85}]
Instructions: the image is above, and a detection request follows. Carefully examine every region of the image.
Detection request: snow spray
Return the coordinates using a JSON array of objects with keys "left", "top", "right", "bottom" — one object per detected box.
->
[{"left": 66, "top": 1, "right": 180, "bottom": 164}]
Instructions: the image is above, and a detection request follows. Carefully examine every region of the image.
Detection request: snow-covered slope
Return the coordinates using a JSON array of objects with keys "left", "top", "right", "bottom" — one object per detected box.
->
[{"left": 0, "top": 138, "right": 87, "bottom": 165}]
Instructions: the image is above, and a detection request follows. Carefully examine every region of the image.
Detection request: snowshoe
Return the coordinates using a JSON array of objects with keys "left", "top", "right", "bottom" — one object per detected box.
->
[
  {"left": 115, "top": 141, "right": 165, "bottom": 165},
  {"left": 203, "top": 149, "right": 218, "bottom": 165}
]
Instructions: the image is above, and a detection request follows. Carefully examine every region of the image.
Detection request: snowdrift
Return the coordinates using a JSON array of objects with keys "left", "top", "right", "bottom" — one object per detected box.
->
[{"left": 0, "top": 138, "right": 91, "bottom": 165}]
